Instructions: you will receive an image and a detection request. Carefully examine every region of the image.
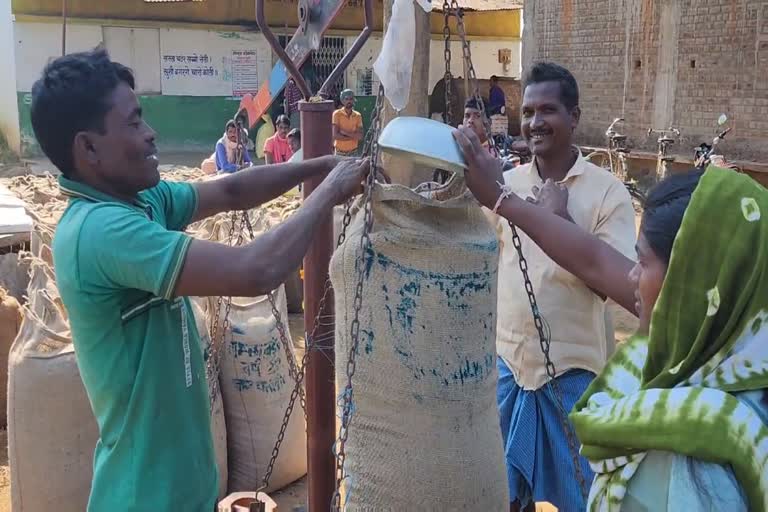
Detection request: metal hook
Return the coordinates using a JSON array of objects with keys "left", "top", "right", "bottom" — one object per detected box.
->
[
  {"left": 254, "top": 0, "right": 374, "bottom": 100},
  {"left": 255, "top": 0, "right": 312, "bottom": 99}
]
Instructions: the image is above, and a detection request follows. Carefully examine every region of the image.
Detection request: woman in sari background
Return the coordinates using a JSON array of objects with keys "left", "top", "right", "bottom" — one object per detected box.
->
[{"left": 201, "top": 120, "right": 252, "bottom": 174}]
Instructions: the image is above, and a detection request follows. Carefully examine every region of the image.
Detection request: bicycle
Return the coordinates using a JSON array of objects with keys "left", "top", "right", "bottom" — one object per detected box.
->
[
  {"left": 647, "top": 126, "right": 681, "bottom": 182},
  {"left": 585, "top": 117, "right": 646, "bottom": 211}
]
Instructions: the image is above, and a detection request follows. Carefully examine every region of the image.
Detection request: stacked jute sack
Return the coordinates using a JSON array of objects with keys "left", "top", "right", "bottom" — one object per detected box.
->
[
  {"left": 189, "top": 202, "right": 308, "bottom": 494},
  {"left": 0, "top": 168, "right": 306, "bottom": 510},
  {"left": 330, "top": 176, "right": 509, "bottom": 510},
  {"left": 5, "top": 246, "right": 229, "bottom": 512}
]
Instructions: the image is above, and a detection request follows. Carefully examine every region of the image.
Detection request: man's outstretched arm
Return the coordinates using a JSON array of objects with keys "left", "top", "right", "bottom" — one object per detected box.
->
[
  {"left": 175, "top": 158, "right": 369, "bottom": 298},
  {"left": 190, "top": 155, "right": 343, "bottom": 223}
]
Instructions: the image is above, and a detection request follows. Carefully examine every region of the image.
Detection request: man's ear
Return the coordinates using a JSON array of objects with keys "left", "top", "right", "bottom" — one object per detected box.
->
[
  {"left": 571, "top": 106, "right": 581, "bottom": 129},
  {"left": 73, "top": 131, "right": 99, "bottom": 168}
]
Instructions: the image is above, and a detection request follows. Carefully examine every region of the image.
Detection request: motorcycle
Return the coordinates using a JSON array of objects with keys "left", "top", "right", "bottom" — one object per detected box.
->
[
  {"left": 493, "top": 134, "right": 531, "bottom": 170},
  {"left": 694, "top": 113, "right": 738, "bottom": 170}
]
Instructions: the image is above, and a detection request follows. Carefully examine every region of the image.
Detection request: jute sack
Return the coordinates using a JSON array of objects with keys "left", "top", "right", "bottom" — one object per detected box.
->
[
  {"left": 216, "top": 286, "right": 307, "bottom": 493},
  {"left": 8, "top": 262, "right": 99, "bottom": 512},
  {"left": 0, "top": 251, "right": 31, "bottom": 303},
  {"left": 190, "top": 298, "right": 229, "bottom": 501},
  {"left": 330, "top": 180, "right": 509, "bottom": 511},
  {"left": 0, "top": 287, "right": 22, "bottom": 427}
]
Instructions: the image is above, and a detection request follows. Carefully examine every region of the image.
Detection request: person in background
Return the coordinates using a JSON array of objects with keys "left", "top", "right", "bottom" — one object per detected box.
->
[
  {"left": 463, "top": 97, "right": 498, "bottom": 157},
  {"left": 263, "top": 114, "right": 293, "bottom": 164},
  {"left": 287, "top": 128, "right": 302, "bottom": 163},
  {"left": 489, "top": 75, "right": 506, "bottom": 116},
  {"left": 284, "top": 77, "right": 303, "bottom": 130},
  {"left": 332, "top": 89, "right": 363, "bottom": 156},
  {"left": 31, "top": 49, "right": 369, "bottom": 512},
  {"left": 470, "top": 61, "right": 637, "bottom": 512},
  {"left": 204, "top": 119, "right": 252, "bottom": 174}
]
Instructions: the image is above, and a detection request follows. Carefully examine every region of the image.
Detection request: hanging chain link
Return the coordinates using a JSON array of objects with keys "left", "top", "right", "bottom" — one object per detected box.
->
[
  {"left": 450, "top": 6, "right": 588, "bottom": 500},
  {"left": 509, "top": 222, "right": 588, "bottom": 498},
  {"left": 442, "top": 0, "right": 453, "bottom": 127},
  {"left": 330, "top": 83, "right": 384, "bottom": 512},
  {"left": 452, "top": 3, "right": 481, "bottom": 117},
  {"left": 237, "top": 208, "right": 308, "bottom": 413},
  {"left": 205, "top": 120, "right": 245, "bottom": 410},
  {"left": 261, "top": 85, "right": 386, "bottom": 497}
]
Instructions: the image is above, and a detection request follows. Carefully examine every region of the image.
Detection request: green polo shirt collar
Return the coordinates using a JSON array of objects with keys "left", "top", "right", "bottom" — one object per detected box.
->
[{"left": 58, "top": 175, "right": 150, "bottom": 211}]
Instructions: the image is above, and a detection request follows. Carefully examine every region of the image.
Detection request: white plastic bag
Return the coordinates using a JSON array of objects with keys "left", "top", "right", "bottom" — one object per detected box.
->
[{"left": 373, "top": 0, "right": 431, "bottom": 111}]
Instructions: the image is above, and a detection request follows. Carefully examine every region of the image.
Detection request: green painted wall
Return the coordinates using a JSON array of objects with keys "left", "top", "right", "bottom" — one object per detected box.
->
[{"left": 17, "top": 92, "right": 377, "bottom": 158}]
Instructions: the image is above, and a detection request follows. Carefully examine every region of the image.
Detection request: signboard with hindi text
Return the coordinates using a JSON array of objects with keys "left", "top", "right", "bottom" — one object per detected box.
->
[{"left": 159, "top": 28, "right": 272, "bottom": 97}]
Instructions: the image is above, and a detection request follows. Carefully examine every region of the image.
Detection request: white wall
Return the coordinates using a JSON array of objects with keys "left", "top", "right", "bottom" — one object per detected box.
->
[
  {"left": 426, "top": 39, "right": 521, "bottom": 94},
  {"left": 345, "top": 35, "right": 382, "bottom": 95},
  {"left": 347, "top": 37, "right": 520, "bottom": 97},
  {"left": 158, "top": 28, "right": 272, "bottom": 96},
  {"left": 428, "top": 39, "right": 466, "bottom": 93},
  {"left": 14, "top": 22, "right": 103, "bottom": 92},
  {"left": 104, "top": 27, "right": 162, "bottom": 94},
  {"left": 12, "top": 20, "right": 520, "bottom": 99},
  {"left": 469, "top": 40, "right": 521, "bottom": 80},
  {"left": 13, "top": 23, "right": 273, "bottom": 97},
  {"left": 1, "top": 0, "right": 20, "bottom": 154}
]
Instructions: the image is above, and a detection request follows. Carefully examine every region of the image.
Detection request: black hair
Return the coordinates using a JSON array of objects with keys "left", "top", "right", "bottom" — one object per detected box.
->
[
  {"left": 490, "top": 75, "right": 499, "bottom": 82},
  {"left": 225, "top": 120, "right": 237, "bottom": 131},
  {"left": 287, "top": 128, "right": 300, "bottom": 140},
  {"left": 523, "top": 61, "right": 579, "bottom": 110},
  {"left": 641, "top": 169, "right": 704, "bottom": 263},
  {"left": 464, "top": 97, "right": 485, "bottom": 111},
  {"left": 276, "top": 115, "right": 291, "bottom": 127},
  {"left": 30, "top": 49, "right": 135, "bottom": 178}
]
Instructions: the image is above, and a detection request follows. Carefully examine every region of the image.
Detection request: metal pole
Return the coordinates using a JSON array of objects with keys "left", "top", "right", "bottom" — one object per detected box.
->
[
  {"left": 61, "top": 0, "right": 67, "bottom": 55},
  {"left": 299, "top": 98, "right": 336, "bottom": 512}
]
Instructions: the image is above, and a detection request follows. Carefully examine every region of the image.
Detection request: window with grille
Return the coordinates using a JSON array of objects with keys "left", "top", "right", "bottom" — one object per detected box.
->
[
  {"left": 312, "top": 36, "right": 346, "bottom": 99},
  {"left": 274, "top": 35, "right": 346, "bottom": 97}
]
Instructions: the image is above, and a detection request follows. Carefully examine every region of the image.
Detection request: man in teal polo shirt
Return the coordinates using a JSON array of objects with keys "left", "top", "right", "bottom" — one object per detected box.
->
[{"left": 29, "top": 49, "right": 369, "bottom": 511}]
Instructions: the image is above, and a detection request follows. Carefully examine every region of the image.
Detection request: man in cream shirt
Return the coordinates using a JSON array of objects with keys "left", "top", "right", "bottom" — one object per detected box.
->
[{"left": 485, "top": 62, "right": 636, "bottom": 511}]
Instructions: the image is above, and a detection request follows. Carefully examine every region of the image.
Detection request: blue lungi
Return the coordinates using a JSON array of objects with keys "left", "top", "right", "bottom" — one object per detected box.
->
[{"left": 497, "top": 357, "right": 594, "bottom": 511}]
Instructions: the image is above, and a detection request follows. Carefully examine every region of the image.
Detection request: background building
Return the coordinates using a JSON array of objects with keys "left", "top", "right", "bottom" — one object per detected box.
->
[
  {"left": 5, "top": 0, "right": 523, "bottom": 157},
  {"left": 523, "top": 0, "right": 768, "bottom": 164}
]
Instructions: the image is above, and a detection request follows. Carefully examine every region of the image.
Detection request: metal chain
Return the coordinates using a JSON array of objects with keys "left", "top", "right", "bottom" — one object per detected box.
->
[
  {"left": 442, "top": 0, "right": 453, "bottom": 126},
  {"left": 508, "top": 221, "right": 588, "bottom": 498},
  {"left": 261, "top": 85, "right": 386, "bottom": 496},
  {"left": 237, "top": 209, "right": 308, "bottom": 412},
  {"left": 205, "top": 209, "right": 240, "bottom": 410},
  {"left": 454, "top": 5, "right": 589, "bottom": 500},
  {"left": 206, "top": 122, "right": 249, "bottom": 407},
  {"left": 453, "top": 4, "right": 488, "bottom": 131},
  {"left": 330, "top": 83, "right": 384, "bottom": 512}
]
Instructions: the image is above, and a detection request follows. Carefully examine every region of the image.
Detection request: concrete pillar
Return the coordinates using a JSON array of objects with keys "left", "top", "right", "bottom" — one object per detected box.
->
[
  {"left": 521, "top": 0, "right": 537, "bottom": 73},
  {"left": 0, "top": 0, "right": 21, "bottom": 158},
  {"left": 652, "top": 0, "right": 680, "bottom": 129},
  {"left": 380, "top": 0, "right": 432, "bottom": 187}
]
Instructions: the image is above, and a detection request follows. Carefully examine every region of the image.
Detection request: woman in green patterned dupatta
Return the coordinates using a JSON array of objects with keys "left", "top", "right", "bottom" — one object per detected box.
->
[
  {"left": 566, "top": 166, "right": 768, "bottom": 511},
  {"left": 453, "top": 125, "right": 768, "bottom": 511}
]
